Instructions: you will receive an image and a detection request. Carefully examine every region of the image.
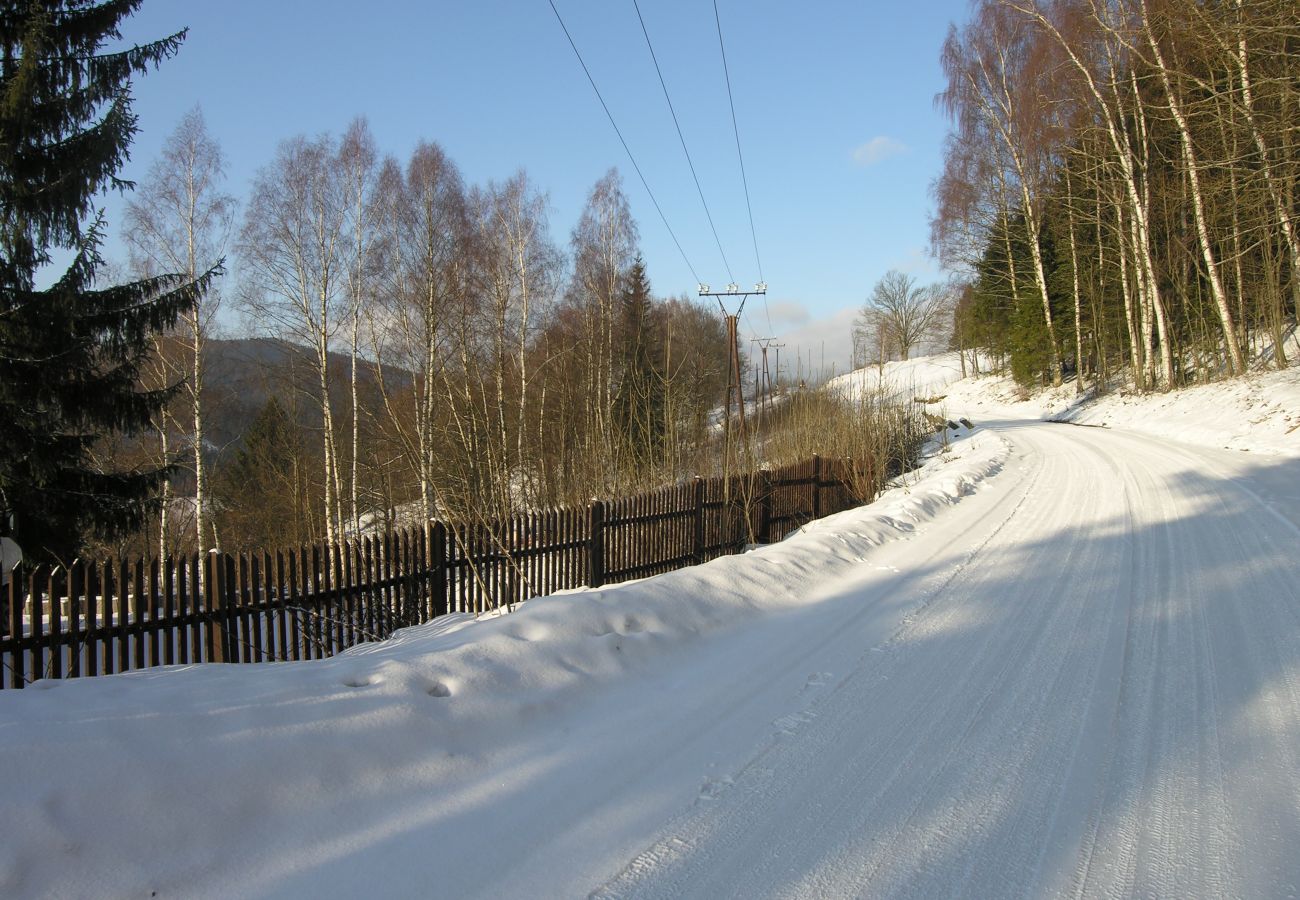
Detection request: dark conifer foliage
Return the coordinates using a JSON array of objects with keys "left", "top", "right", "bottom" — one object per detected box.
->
[
  {"left": 0, "top": 1, "right": 211, "bottom": 562},
  {"left": 614, "top": 255, "right": 664, "bottom": 458}
]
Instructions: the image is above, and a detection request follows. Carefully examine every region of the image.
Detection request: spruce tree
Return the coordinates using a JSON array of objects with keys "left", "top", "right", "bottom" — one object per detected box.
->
[
  {"left": 614, "top": 256, "right": 664, "bottom": 459},
  {"left": 215, "top": 397, "right": 312, "bottom": 552},
  {"left": 0, "top": 1, "right": 210, "bottom": 562}
]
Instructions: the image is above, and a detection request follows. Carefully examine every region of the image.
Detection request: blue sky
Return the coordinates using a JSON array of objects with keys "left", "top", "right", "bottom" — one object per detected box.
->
[{"left": 109, "top": 1, "right": 972, "bottom": 374}]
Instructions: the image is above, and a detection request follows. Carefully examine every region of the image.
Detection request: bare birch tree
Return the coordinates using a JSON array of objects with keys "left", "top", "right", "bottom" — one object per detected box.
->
[
  {"left": 338, "top": 118, "right": 379, "bottom": 530},
  {"left": 122, "top": 106, "right": 234, "bottom": 556},
  {"left": 239, "top": 133, "right": 348, "bottom": 548}
]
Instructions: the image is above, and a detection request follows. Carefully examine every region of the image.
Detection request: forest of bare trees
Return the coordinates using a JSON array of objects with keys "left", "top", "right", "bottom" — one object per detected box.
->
[
  {"left": 106, "top": 114, "right": 759, "bottom": 558},
  {"left": 933, "top": 0, "right": 1298, "bottom": 390}
]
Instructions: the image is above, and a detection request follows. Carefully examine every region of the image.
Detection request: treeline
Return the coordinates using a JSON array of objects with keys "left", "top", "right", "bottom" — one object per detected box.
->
[
  {"left": 932, "top": 0, "right": 1298, "bottom": 389},
  {"left": 114, "top": 113, "right": 736, "bottom": 558}
]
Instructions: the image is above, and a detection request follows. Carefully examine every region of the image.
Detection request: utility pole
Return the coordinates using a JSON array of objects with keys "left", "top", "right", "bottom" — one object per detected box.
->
[
  {"left": 699, "top": 281, "right": 766, "bottom": 485},
  {"left": 750, "top": 337, "right": 784, "bottom": 426}
]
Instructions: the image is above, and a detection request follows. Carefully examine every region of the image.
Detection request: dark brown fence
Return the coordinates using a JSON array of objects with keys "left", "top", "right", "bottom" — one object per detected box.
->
[{"left": 1, "top": 454, "right": 871, "bottom": 688}]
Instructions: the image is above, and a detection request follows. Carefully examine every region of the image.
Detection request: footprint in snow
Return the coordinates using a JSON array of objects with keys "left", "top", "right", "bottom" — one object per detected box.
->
[
  {"left": 773, "top": 710, "right": 817, "bottom": 735},
  {"left": 696, "top": 775, "right": 734, "bottom": 803},
  {"left": 803, "top": 671, "right": 833, "bottom": 690}
]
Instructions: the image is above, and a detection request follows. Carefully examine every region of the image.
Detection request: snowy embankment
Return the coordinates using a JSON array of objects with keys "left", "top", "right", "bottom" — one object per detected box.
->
[
  {"left": 831, "top": 351, "right": 1300, "bottom": 457},
  {"left": 0, "top": 425, "right": 1006, "bottom": 898}
]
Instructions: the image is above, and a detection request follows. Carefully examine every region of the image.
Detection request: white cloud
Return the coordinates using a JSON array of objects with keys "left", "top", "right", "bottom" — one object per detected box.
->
[
  {"left": 767, "top": 307, "right": 860, "bottom": 382},
  {"left": 852, "top": 136, "right": 907, "bottom": 167},
  {"left": 766, "top": 299, "right": 812, "bottom": 330}
]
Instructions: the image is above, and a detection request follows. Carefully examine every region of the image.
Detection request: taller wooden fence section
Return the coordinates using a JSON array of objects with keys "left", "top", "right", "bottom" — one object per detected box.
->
[{"left": 1, "top": 454, "right": 870, "bottom": 688}]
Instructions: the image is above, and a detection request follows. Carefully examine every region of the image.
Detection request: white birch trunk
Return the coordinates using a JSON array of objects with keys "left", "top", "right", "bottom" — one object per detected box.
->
[{"left": 1142, "top": 1, "right": 1244, "bottom": 375}]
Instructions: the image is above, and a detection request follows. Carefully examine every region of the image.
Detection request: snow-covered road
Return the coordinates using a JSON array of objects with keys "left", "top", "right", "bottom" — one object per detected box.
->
[
  {"left": 587, "top": 419, "right": 1300, "bottom": 899},
  {"left": 3, "top": 405, "right": 1298, "bottom": 899}
]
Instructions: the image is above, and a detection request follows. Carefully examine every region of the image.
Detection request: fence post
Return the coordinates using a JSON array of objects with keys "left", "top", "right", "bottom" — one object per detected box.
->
[
  {"left": 588, "top": 500, "right": 606, "bottom": 589},
  {"left": 693, "top": 477, "right": 706, "bottom": 564},
  {"left": 2, "top": 559, "right": 14, "bottom": 640},
  {"left": 758, "top": 469, "right": 773, "bottom": 544},
  {"left": 5, "top": 566, "right": 22, "bottom": 687},
  {"left": 206, "top": 550, "right": 233, "bottom": 663},
  {"left": 812, "top": 454, "right": 823, "bottom": 520},
  {"left": 430, "top": 521, "right": 447, "bottom": 619}
]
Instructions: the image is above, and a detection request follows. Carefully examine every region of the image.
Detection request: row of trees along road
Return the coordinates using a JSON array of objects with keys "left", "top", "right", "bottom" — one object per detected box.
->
[
  {"left": 933, "top": 0, "right": 1299, "bottom": 390},
  {"left": 111, "top": 108, "right": 732, "bottom": 559}
]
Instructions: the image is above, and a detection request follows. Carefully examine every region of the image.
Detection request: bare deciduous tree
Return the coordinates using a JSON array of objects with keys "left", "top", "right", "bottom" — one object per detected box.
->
[
  {"left": 338, "top": 117, "right": 380, "bottom": 531},
  {"left": 239, "top": 133, "right": 348, "bottom": 548},
  {"left": 122, "top": 106, "right": 234, "bottom": 557},
  {"left": 856, "top": 271, "right": 952, "bottom": 363}
]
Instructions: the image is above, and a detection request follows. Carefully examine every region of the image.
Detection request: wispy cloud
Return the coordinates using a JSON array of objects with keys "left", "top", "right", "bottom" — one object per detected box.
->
[
  {"left": 767, "top": 307, "right": 859, "bottom": 381},
  {"left": 766, "top": 299, "right": 812, "bottom": 330},
  {"left": 893, "top": 246, "right": 940, "bottom": 277},
  {"left": 852, "top": 136, "right": 907, "bottom": 167}
]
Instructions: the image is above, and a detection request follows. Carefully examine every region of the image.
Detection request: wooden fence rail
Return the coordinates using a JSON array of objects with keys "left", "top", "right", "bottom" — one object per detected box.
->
[{"left": 1, "top": 454, "right": 871, "bottom": 688}]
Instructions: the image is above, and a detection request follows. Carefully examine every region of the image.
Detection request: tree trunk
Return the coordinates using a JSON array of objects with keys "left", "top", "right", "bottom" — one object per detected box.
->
[{"left": 1142, "top": 2, "right": 1244, "bottom": 376}]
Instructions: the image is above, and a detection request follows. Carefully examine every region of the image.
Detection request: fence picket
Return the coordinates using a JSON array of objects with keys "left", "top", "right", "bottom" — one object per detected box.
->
[
  {"left": 27, "top": 567, "right": 44, "bottom": 682},
  {"left": 68, "top": 561, "right": 84, "bottom": 678},
  {"left": 85, "top": 563, "right": 100, "bottom": 675},
  {"left": 7, "top": 571, "right": 23, "bottom": 687},
  {"left": 47, "top": 566, "right": 62, "bottom": 679}
]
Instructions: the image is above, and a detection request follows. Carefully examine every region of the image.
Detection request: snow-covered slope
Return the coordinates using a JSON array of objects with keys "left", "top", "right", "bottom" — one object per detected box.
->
[
  {"left": 833, "top": 351, "right": 1299, "bottom": 458},
  {"left": 826, "top": 351, "right": 973, "bottom": 403},
  {"left": 937, "top": 362, "right": 1300, "bottom": 457},
  {"left": 2, "top": 359, "right": 1298, "bottom": 899}
]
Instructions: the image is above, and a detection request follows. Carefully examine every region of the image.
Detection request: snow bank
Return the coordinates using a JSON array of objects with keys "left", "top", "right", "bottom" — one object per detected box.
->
[
  {"left": 933, "top": 363, "right": 1300, "bottom": 457},
  {"left": 1050, "top": 367, "right": 1300, "bottom": 456},
  {"left": 0, "top": 427, "right": 1008, "bottom": 899}
]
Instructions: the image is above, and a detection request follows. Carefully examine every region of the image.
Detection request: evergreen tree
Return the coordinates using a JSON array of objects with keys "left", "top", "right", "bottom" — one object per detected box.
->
[
  {"left": 967, "top": 209, "right": 1065, "bottom": 386},
  {"left": 613, "top": 256, "right": 664, "bottom": 459},
  {"left": 214, "top": 397, "right": 314, "bottom": 552},
  {"left": 0, "top": 1, "right": 210, "bottom": 562}
]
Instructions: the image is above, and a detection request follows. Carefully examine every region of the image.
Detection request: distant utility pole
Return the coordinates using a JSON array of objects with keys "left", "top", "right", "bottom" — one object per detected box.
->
[
  {"left": 699, "top": 281, "right": 766, "bottom": 480},
  {"left": 750, "top": 337, "right": 784, "bottom": 429}
]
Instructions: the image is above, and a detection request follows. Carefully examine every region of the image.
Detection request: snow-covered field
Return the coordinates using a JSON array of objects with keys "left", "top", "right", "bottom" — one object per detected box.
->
[{"left": 2, "top": 358, "right": 1298, "bottom": 898}]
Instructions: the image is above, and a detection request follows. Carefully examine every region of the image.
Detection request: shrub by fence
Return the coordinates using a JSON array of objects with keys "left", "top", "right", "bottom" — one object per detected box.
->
[{"left": 1, "top": 454, "right": 870, "bottom": 688}]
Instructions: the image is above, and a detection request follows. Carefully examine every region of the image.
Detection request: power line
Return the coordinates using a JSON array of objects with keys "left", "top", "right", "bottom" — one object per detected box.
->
[
  {"left": 713, "top": 0, "right": 763, "bottom": 288},
  {"left": 713, "top": 0, "right": 770, "bottom": 336},
  {"left": 631, "top": 0, "right": 735, "bottom": 285},
  {"left": 546, "top": 0, "right": 701, "bottom": 286}
]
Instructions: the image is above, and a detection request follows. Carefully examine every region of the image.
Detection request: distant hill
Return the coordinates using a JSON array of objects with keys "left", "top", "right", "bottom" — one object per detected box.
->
[{"left": 199, "top": 337, "right": 407, "bottom": 462}]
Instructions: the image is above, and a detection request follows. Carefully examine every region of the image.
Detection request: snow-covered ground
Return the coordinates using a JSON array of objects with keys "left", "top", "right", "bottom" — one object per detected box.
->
[
  {"left": 834, "top": 351, "right": 1300, "bottom": 458},
  {"left": 2, "top": 357, "right": 1298, "bottom": 898}
]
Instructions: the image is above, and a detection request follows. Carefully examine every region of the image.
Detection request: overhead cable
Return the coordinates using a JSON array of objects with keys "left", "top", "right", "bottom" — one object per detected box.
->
[
  {"left": 713, "top": 0, "right": 769, "bottom": 333},
  {"left": 546, "top": 0, "right": 702, "bottom": 285},
  {"left": 713, "top": 0, "right": 763, "bottom": 287},
  {"left": 631, "top": 0, "right": 735, "bottom": 284}
]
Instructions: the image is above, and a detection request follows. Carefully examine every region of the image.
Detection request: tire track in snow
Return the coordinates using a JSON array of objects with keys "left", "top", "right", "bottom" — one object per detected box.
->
[
  {"left": 591, "top": 418, "right": 1300, "bottom": 899},
  {"left": 590, "top": 438, "right": 1048, "bottom": 899},
  {"left": 592, "top": 424, "right": 1116, "bottom": 898}
]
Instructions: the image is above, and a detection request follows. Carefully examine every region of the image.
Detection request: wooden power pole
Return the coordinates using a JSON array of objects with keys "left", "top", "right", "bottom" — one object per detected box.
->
[{"left": 699, "top": 281, "right": 766, "bottom": 479}]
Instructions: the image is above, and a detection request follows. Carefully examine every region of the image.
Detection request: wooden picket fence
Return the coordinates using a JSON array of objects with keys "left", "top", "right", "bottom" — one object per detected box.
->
[{"left": 1, "top": 454, "right": 870, "bottom": 688}]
